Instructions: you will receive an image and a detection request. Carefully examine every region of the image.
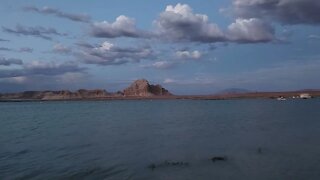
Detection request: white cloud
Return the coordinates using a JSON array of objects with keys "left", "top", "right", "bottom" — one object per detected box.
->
[
  {"left": 142, "top": 61, "right": 176, "bottom": 69},
  {"left": 154, "top": 3, "right": 275, "bottom": 44},
  {"left": 175, "top": 50, "right": 202, "bottom": 59},
  {"left": 8, "top": 76, "right": 28, "bottom": 84},
  {"left": 76, "top": 41, "right": 154, "bottom": 66},
  {"left": 91, "top": 15, "right": 148, "bottom": 38},
  {"left": 163, "top": 78, "right": 177, "bottom": 84},
  {"left": 227, "top": 18, "right": 275, "bottom": 43},
  {"left": 308, "top": 34, "right": 320, "bottom": 40},
  {"left": 154, "top": 3, "right": 225, "bottom": 43},
  {"left": 53, "top": 44, "right": 72, "bottom": 54}
]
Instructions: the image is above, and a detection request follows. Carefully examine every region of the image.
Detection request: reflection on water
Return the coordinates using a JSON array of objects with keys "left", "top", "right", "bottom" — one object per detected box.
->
[{"left": 1, "top": 99, "right": 320, "bottom": 179}]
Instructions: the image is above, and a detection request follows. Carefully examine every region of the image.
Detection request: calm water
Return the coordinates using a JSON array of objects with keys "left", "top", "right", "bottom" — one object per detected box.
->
[{"left": 1, "top": 99, "right": 320, "bottom": 180}]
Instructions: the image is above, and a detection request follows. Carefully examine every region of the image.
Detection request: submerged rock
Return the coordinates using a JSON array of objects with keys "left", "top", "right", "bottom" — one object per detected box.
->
[
  {"left": 147, "top": 160, "right": 189, "bottom": 170},
  {"left": 211, "top": 156, "right": 227, "bottom": 162}
]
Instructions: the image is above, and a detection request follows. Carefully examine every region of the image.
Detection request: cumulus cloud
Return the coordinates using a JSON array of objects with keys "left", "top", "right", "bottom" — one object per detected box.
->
[
  {"left": 91, "top": 15, "right": 148, "bottom": 38},
  {"left": 154, "top": 3, "right": 225, "bottom": 43},
  {"left": 52, "top": 44, "right": 72, "bottom": 54},
  {"left": 24, "top": 6, "right": 91, "bottom": 23},
  {"left": 227, "top": 18, "right": 275, "bottom": 43},
  {"left": 0, "top": 61, "right": 85, "bottom": 78},
  {"left": 175, "top": 50, "right": 202, "bottom": 59},
  {"left": 2, "top": 24, "right": 67, "bottom": 40},
  {"left": 233, "top": 0, "right": 320, "bottom": 25},
  {"left": 0, "top": 57, "right": 23, "bottom": 66},
  {"left": 75, "top": 41, "right": 154, "bottom": 65},
  {"left": 154, "top": 3, "right": 275, "bottom": 44}
]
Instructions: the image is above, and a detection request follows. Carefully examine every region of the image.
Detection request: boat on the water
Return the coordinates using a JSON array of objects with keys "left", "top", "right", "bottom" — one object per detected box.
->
[
  {"left": 300, "top": 93, "right": 312, "bottom": 99},
  {"left": 277, "top": 97, "right": 286, "bottom": 101}
]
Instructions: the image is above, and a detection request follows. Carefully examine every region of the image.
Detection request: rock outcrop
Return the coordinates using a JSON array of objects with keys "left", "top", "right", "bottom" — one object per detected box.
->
[
  {"left": 123, "top": 79, "right": 172, "bottom": 97},
  {"left": 41, "top": 89, "right": 110, "bottom": 100},
  {"left": 0, "top": 79, "right": 172, "bottom": 100},
  {"left": 0, "top": 89, "right": 111, "bottom": 100}
]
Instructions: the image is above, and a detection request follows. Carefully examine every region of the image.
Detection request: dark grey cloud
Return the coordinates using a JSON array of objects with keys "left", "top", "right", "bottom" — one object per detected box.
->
[
  {"left": 0, "top": 61, "right": 85, "bottom": 78},
  {"left": 75, "top": 42, "right": 95, "bottom": 49},
  {"left": 0, "top": 47, "right": 13, "bottom": 51},
  {"left": 90, "top": 15, "right": 149, "bottom": 38},
  {"left": 2, "top": 24, "right": 67, "bottom": 40},
  {"left": 0, "top": 38, "right": 9, "bottom": 42},
  {"left": 75, "top": 41, "right": 154, "bottom": 65},
  {"left": 0, "top": 57, "right": 23, "bottom": 66},
  {"left": 24, "top": 6, "right": 91, "bottom": 23},
  {"left": 19, "top": 47, "right": 33, "bottom": 53},
  {"left": 23, "top": 61, "right": 85, "bottom": 76},
  {"left": 233, "top": 0, "right": 320, "bottom": 25},
  {"left": 0, "top": 47, "right": 33, "bottom": 53}
]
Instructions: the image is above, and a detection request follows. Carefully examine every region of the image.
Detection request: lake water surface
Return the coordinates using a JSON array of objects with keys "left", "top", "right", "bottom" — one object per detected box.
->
[{"left": 1, "top": 99, "right": 320, "bottom": 179}]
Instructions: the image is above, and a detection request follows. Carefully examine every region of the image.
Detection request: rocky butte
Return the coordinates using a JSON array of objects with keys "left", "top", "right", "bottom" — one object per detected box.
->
[{"left": 123, "top": 79, "right": 172, "bottom": 97}]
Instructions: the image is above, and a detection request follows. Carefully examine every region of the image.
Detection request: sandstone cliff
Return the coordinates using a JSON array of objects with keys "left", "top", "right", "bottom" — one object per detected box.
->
[{"left": 123, "top": 79, "right": 172, "bottom": 97}]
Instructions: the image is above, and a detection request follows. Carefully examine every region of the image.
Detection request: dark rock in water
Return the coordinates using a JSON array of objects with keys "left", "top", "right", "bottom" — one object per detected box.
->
[
  {"left": 148, "top": 164, "right": 156, "bottom": 170},
  {"left": 257, "top": 147, "right": 262, "bottom": 154},
  {"left": 211, "top": 156, "right": 227, "bottom": 162},
  {"left": 148, "top": 160, "right": 189, "bottom": 170}
]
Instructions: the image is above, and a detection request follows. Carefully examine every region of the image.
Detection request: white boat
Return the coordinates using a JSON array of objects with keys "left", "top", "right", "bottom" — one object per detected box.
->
[
  {"left": 300, "top": 93, "right": 312, "bottom": 99},
  {"left": 277, "top": 97, "right": 286, "bottom": 101}
]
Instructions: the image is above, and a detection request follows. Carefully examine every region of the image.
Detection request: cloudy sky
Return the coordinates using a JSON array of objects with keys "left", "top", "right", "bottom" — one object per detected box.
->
[{"left": 0, "top": 0, "right": 320, "bottom": 94}]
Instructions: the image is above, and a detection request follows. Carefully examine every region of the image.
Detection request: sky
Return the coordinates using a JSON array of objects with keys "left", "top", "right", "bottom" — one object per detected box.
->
[{"left": 0, "top": 0, "right": 320, "bottom": 94}]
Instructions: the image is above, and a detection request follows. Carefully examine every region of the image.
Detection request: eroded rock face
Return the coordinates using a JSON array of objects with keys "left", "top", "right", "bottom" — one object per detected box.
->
[{"left": 123, "top": 79, "right": 172, "bottom": 97}]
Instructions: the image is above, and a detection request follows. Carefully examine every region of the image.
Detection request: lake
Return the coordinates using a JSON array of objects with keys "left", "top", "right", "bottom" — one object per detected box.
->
[{"left": 1, "top": 99, "right": 320, "bottom": 179}]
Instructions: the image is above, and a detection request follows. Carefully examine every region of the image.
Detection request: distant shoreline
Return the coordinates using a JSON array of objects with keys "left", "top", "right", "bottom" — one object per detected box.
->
[
  {"left": 1, "top": 90, "right": 319, "bottom": 102},
  {"left": 2, "top": 79, "right": 319, "bottom": 102}
]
